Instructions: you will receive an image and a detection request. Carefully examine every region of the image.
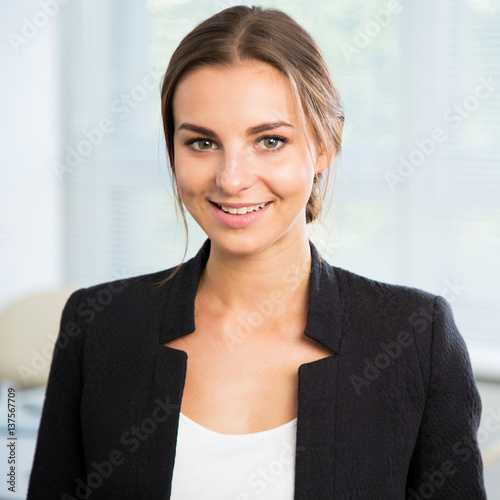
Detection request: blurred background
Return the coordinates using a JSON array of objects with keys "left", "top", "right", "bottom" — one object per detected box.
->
[{"left": 1, "top": 0, "right": 499, "bottom": 498}]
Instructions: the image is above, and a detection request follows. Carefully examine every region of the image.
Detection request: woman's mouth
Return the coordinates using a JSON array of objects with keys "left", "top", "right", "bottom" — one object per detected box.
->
[
  {"left": 209, "top": 201, "right": 272, "bottom": 228},
  {"left": 215, "top": 202, "right": 270, "bottom": 215}
]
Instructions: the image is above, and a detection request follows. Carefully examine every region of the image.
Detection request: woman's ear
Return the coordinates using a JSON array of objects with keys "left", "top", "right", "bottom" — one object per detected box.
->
[{"left": 314, "top": 148, "right": 331, "bottom": 175}]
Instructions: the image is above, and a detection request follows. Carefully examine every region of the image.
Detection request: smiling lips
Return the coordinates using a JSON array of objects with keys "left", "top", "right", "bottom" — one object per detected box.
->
[
  {"left": 216, "top": 202, "right": 270, "bottom": 215},
  {"left": 210, "top": 200, "right": 272, "bottom": 228}
]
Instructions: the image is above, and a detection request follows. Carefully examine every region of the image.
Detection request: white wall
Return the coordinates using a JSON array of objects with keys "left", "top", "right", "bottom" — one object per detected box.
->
[{"left": 0, "top": 0, "right": 65, "bottom": 312}]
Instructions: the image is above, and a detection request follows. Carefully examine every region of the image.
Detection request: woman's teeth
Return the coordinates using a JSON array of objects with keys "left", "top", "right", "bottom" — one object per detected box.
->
[{"left": 218, "top": 202, "right": 268, "bottom": 215}]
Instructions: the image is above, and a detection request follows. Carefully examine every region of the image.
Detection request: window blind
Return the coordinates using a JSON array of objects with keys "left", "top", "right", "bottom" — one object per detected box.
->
[{"left": 60, "top": 0, "right": 500, "bottom": 373}]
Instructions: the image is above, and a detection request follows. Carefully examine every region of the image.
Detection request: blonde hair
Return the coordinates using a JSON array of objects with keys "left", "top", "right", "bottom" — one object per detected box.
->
[{"left": 159, "top": 5, "right": 344, "bottom": 283}]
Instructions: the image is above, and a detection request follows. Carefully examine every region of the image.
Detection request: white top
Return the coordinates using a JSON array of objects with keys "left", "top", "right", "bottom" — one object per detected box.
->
[{"left": 170, "top": 412, "right": 298, "bottom": 500}]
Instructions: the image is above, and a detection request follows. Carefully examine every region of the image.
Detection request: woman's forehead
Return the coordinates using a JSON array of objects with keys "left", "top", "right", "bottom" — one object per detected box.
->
[{"left": 172, "top": 61, "right": 298, "bottom": 129}]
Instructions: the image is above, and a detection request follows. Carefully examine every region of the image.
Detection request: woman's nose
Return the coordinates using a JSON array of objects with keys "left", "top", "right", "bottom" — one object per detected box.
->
[{"left": 215, "top": 149, "right": 256, "bottom": 195}]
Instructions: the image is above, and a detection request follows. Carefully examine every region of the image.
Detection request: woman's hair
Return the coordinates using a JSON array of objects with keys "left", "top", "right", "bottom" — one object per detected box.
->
[{"left": 157, "top": 5, "right": 344, "bottom": 284}]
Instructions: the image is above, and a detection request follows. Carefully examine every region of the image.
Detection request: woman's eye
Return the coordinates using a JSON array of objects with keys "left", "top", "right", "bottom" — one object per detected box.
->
[
  {"left": 187, "top": 139, "right": 217, "bottom": 151},
  {"left": 185, "top": 136, "right": 287, "bottom": 152},
  {"left": 258, "top": 135, "right": 288, "bottom": 151}
]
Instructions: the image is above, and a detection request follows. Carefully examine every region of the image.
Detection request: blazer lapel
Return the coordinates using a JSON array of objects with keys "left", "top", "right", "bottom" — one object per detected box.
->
[
  {"left": 135, "top": 240, "right": 210, "bottom": 498},
  {"left": 294, "top": 241, "right": 343, "bottom": 499},
  {"left": 139, "top": 238, "right": 343, "bottom": 499},
  {"left": 295, "top": 355, "right": 339, "bottom": 499}
]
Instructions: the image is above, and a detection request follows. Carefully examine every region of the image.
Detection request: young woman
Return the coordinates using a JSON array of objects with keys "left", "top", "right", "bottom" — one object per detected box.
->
[{"left": 28, "top": 5, "right": 486, "bottom": 499}]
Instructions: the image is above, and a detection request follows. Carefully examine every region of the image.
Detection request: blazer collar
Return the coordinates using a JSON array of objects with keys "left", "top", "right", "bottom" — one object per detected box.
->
[{"left": 159, "top": 237, "right": 342, "bottom": 353}]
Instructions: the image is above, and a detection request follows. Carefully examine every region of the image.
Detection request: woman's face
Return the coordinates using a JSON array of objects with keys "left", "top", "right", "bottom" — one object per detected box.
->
[{"left": 172, "top": 60, "right": 328, "bottom": 256}]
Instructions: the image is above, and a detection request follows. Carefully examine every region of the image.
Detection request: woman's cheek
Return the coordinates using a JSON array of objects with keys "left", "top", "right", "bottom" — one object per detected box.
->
[
  {"left": 271, "top": 161, "right": 314, "bottom": 199},
  {"left": 175, "top": 162, "right": 201, "bottom": 195}
]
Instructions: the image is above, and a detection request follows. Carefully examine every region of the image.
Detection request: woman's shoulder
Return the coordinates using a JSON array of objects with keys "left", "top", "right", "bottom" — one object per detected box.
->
[
  {"left": 328, "top": 262, "right": 470, "bottom": 377},
  {"left": 326, "top": 261, "right": 438, "bottom": 311},
  {"left": 77, "top": 266, "right": 176, "bottom": 300},
  {"left": 61, "top": 265, "right": 181, "bottom": 334}
]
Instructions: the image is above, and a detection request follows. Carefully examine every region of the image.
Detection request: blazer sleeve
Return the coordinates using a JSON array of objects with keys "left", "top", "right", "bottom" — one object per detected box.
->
[
  {"left": 406, "top": 295, "right": 486, "bottom": 499},
  {"left": 27, "top": 287, "right": 87, "bottom": 499}
]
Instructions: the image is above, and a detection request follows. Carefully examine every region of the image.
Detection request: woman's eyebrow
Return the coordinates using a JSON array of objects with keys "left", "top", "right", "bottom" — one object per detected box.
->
[
  {"left": 177, "top": 123, "right": 218, "bottom": 138},
  {"left": 247, "top": 121, "right": 293, "bottom": 135},
  {"left": 177, "top": 121, "right": 293, "bottom": 138}
]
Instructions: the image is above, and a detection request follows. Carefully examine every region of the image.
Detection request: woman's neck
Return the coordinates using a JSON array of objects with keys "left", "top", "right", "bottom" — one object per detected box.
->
[{"left": 196, "top": 233, "right": 312, "bottom": 325}]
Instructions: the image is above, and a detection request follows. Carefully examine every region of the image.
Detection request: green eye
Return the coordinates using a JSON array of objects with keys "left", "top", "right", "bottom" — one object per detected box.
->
[
  {"left": 185, "top": 138, "right": 218, "bottom": 151},
  {"left": 263, "top": 137, "right": 280, "bottom": 149},
  {"left": 197, "top": 140, "right": 214, "bottom": 150},
  {"left": 258, "top": 135, "right": 287, "bottom": 151}
]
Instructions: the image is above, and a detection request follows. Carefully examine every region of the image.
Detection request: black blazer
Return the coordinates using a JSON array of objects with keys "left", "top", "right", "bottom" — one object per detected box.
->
[{"left": 28, "top": 238, "right": 486, "bottom": 499}]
